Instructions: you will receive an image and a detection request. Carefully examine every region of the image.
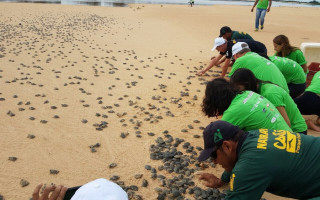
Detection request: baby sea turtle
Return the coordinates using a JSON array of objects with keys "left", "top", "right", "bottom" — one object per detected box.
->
[
  {"left": 8, "top": 157, "right": 17, "bottom": 161},
  {"left": 109, "top": 163, "right": 117, "bottom": 169},
  {"left": 110, "top": 175, "right": 120, "bottom": 181},
  {"left": 27, "top": 134, "right": 35, "bottom": 139},
  {"left": 134, "top": 174, "right": 143, "bottom": 179},
  {"left": 50, "top": 169, "right": 59, "bottom": 175},
  {"left": 7, "top": 110, "right": 15, "bottom": 117},
  {"left": 20, "top": 179, "right": 29, "bottom": 187}
]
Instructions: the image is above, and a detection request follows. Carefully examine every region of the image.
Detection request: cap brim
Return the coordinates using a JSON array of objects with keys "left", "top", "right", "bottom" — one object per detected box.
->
[
  {"left": 211, "top": 46, "right": 217, "bottom": 51},
  {"left": 198, "top": 148, "right": 214, "bottom": 161},
  {"left": 219, "top": 34, "right": 223, "bottom": 37}
]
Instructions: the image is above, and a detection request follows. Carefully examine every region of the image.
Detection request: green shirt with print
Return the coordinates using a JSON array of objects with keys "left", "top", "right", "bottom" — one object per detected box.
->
[
  {"left": 269, "top": 56, "right": 306, "bottom": 84},
  {"left": 229, "top": 52, "right": 289, "bottom": 93},
  {"left": 259, "top": 83, "right": 307, "bottom": 133},
  {"left": 221, "top": 91, "right": 292, "bottom": 132},
  {"left": 257, "top": 0, "right": 269, "bottom": 9},
  {"left": 306, "top": 71, "right": 320, "bottom": 94},
  {"left": 231, "top": 31, "right": 253, "bottom": 40},
  {"left": 225, "top": 129, "right": 320, "bottom": 200}
]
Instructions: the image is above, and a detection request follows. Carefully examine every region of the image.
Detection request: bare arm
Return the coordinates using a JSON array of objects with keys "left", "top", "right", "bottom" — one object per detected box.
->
[
  {"left": 277, "top": 106, "right": 291, "bottom": 128},
  {"left": 251, "top": 0, "right": 259, "bottom": 12},
  {"left": 197, "top": 54, "right": 224, "bottom": 76},
  {"left": 267, "top": 0, "right": 272, "bottom": 12},
  {"left": 199, "top": 173, "right": 226, "bottom": 188},
  {"left": 217, "top": 56, "right": 226, "bottom": 65},
  {"left": 301, "top": 64, "right": 308, "bottom": 73},
  {"left": 220, "top": 58, "right": 231, "bottom": 78}
]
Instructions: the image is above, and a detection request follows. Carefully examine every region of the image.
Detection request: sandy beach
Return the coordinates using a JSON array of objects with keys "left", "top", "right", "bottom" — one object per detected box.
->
[{"left": 0, "top": 2, "right": 319, "bottom": 199}]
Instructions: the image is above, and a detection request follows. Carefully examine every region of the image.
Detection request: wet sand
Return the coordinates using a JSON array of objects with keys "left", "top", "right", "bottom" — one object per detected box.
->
[{"left": 0, "top": 2, "right": 319, "bottom": 200}]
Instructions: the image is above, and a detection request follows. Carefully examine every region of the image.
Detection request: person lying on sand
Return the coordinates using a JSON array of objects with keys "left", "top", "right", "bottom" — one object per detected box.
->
[{"left": 198, "top": 120, "right": 320, "bottom": 200}]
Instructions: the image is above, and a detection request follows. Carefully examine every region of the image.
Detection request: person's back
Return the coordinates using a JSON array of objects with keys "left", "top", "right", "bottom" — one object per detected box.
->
[
  {"left": 228, "top": 129, "right": 320, "bottom": 199},
  {"left": 306, "top": 71, "right": 320, "bottom": 95},
  {"left": 285, "top": 48, "right": 307, "bottom": 67},
  {"left": 229, "top": 52, "right": 289, "bottom": 93},
  {"left": 259, "top": 83, "right": 307, "bottom": 133},
  {"left": 224, "top": 40, "right": 266, "bottom": 59},
  {"left": 231, "top": 31, "right": 253, "bottom": 40},
  {"left": 269, "top": 56, "right": 306, "bottom": 84},
  {"left": 221, "top": 90, "right": 292, "bottom": 132}
]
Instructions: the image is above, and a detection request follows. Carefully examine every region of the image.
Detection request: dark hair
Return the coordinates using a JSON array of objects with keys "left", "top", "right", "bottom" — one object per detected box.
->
[
  {"left": 258, "top": 53, "right": 271, "bottom": 61},
  {"left": 230, "top": 68, "right": 276, "bottom": 93},
  {"left": 229, "top": 129, "right": 246, "bottom": 142},
  {"left": 230, "top": 68, "right": 259, "bottom": 93},
  {"left": 273, "top": 35, "right": 299, "bottom": 57},
  {"left": 202, "top": 78, "right": 240, "bottom": 117}
]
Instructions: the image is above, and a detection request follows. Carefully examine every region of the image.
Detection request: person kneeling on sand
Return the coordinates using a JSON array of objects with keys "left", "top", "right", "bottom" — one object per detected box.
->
[
  {"left": 196, "top": 38, "right": 266, "bottom": 78},
  {"left": 198, "top": 120, "right": 320, "bottom": 200},
  {"left": 294, "top": 71, "right": 320, "bottom": 132},
  {"left": 202, "top": 78, "right": 291, "bottom": 132},
  {"left": 210, "top": 26, "right": 255, "bottom": 70},
  {"left": 230, "top": 68, "right": 307, "bottom": 135},
  {"left": 32, "top": 178, "right": 128, "bottom": 200},
  {"left": 273, "top": 34, "right": 308, "bottom": 73},
  {"left": 229, "top": 42, "right": 289, "bottom": 93}
]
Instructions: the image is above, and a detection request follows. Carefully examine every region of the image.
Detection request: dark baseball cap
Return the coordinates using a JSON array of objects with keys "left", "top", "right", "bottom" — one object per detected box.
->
[
  {"left": 219, "top": 26, "right": 232, "bottom": 37},
  {"left": 198, "top": 120, "right": 240, "bottom": 161}
]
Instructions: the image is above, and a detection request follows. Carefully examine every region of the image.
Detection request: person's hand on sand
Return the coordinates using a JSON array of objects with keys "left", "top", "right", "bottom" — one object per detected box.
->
[
  {"left": 197, "top": 70, "right": 205, "bottom": 76},
  {"left": 199, "top": 173, "right": 225, "bottom": 188},
  {"left": 32, "top": 184, "right": 68, "bottom": 200}
]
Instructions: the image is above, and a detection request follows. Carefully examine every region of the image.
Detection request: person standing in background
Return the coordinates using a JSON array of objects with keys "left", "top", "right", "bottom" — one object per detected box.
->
[
  {"left": 189, "top": 0, "right": 194, "bottom": 7},
  {"left": 251, "top": 0, "right": 272, "bottom": 31}
]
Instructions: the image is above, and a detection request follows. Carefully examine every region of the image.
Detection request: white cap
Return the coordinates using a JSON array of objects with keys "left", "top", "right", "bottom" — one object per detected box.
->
[
  {"left": 71, "top": 178, "right": 128, "bottom": 200},
  {"left": 211, "top": 37, "right": 226, "bottom": 51},
  {"left": 232, "top": 42, "right": 250, "bottom": 56}
]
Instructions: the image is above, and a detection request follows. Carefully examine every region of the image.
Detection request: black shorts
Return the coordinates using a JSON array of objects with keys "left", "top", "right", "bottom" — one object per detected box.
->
[
  {"left": 294, "top": 91, "right": 320, "bottom": 117},
  {"left": 288, "top": 82, "right": 306, "bottom": 99}
]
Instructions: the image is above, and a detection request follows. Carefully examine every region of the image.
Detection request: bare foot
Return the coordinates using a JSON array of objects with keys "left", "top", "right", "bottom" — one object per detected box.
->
[{"left": 306, "top": 119, "right": 320, "bottom": 132}]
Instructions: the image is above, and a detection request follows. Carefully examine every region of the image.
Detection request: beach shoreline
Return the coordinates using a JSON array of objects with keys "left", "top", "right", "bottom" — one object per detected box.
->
[{"left": 0, "top": 2, "right": 319, "bottom": 199}]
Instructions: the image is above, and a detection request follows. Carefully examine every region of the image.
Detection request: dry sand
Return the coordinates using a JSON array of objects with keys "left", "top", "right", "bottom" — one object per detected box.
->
[{"left": 0, "top": 2, "right": 319, "bottom": 200}]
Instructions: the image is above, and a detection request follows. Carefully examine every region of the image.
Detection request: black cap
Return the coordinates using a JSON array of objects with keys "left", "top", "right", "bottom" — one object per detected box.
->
[
  {"left": 198, "top": 120, "right": 240, "bottom": 161},
  {"left": 219, "top": 26, "right": 232, "bottom": 37}
]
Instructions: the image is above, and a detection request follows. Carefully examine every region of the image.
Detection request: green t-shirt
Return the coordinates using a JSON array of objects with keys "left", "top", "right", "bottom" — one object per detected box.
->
[
  {"left": 270, "top": 56, "right": 306, "bottom": 84},
  {"left": 257, "top": 0, "right": 269, "bottom": 9},
  {"left": 285, "top": 49, "right": 307, "bottom": 66},
  {"left": 259, "top": 83, "right": 307, "bottom": 133},
  {"left": 306, "top": 71, "right": 320, "bottom": 94},
  {"left": 226, "top": 129, "right": 320, "bottom": 200},
  {"left": 229, "top": 52, "right": 289, "bottom": 93},
  {"left": 231, "top": 31, "right": 253, "bottom": 40},
  {"left": 221, "top": 91, "right": 292, "bottom": 132}
]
